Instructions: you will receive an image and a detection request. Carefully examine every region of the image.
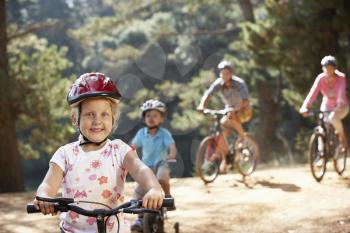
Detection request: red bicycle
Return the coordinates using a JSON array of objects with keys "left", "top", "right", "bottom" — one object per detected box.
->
[{"left": 196, "top": 108, "right": 259, "bottom": 183}]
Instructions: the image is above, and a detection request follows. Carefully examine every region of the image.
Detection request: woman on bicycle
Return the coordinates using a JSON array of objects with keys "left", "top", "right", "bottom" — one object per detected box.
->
[
  {"left": 300, "top": 55, "right": 349, "bottom": 149},
  {"left": 197, "top": 60, "right": 252, "bottom": 173}
]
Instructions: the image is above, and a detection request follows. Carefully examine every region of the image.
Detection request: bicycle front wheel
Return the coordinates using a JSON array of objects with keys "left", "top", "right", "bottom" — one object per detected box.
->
[
  {"left": 143, "top": 212, "right": 164, "bottom": 233},
  {"left": 195, "top": 136, "right": 222, "bottom": 184},
  {"left": 234, "top": 135, "right": 259, "bottom": 176},
  {"left": 309, "top": 133, "right": 327, "bottom": 182},
  {"left": 333, "top": 145, "right": 347, "bottom": 175}
]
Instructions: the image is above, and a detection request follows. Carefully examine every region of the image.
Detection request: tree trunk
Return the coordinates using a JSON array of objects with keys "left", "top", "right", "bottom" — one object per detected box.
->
[
  {"left": 0, "top": 0, "right": 24, "bottom": 193},
  {"left": 238, "top": 0, "right": 255, "bottom": 23},
  {"left": 255, "top": 80, "right": 279, "bottom": 161},
  {"left": 0, "top": 108, "right": 24, "bottom": 193},
  {"left": 237, "top": 0, "right": 280, "bottom": 160}
]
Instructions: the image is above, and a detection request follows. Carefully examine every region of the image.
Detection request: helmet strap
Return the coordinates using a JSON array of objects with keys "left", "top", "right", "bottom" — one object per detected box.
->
[{"left": 79, "top": 134, "right": 108, "bottom": 146}]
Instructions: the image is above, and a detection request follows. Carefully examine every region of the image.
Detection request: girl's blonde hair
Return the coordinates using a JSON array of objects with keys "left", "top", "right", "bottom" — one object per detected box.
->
[{"left": 70, "top": 97, "right": 121, "bottom": 141}]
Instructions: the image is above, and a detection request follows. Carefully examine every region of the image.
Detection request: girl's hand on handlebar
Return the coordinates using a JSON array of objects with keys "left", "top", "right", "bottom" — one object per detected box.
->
[
  {"left": 33, "top": 198, "right": 57, "bottom": 216},
  {"left": 142, "top": 186, "right": 164, "bottom": 209}
]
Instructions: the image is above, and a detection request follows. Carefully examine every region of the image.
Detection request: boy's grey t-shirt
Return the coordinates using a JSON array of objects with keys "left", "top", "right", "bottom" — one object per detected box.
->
[
  {"left": 204, "top": 76, "right": 249, "bottom": 108},
  {"left": 132, "top": 127, "right": 175, "bottom": 167}
]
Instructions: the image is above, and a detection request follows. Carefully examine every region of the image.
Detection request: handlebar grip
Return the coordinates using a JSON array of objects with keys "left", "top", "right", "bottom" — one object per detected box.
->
[
  {"left": 27, "top": 203, "right": 62, "bottom": 213},
  {"left": 136, "top": 198, "right": 174, "bottom": 208},
  {"left": 27, "top": 204, "right": 41, "bottom": 213},
  {"left": 162, "top": 198, "right": 174, "bottom": 208}
]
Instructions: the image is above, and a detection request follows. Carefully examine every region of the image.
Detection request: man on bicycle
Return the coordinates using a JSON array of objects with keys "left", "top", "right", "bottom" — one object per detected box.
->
[
  {"left": 197, "top": 60, "right": 252, "bottom": 173},
  {"left": 300, "top": 55, "right": 349, "bottom": 149}
]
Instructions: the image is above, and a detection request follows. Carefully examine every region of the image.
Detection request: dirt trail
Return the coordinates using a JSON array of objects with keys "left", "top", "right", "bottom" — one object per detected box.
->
[{"left": 1, "top": 164, "right": 350, "bottom": 233}]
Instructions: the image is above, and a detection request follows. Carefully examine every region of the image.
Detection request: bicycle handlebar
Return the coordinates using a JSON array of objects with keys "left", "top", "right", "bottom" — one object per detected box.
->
[
  {"left": 27, "top": 197, "right": 175, "bottom": 216},
  {"left": 304, "top": 110, "right": 332, "bottom": 119},
  {"left": 202, "top": 107, "right": 237, "bottom": 116}
]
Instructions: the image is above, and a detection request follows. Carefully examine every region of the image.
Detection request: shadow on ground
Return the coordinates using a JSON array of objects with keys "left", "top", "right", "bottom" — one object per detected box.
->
[{"left": 235, "top": 177, "right": 301, "bottom": 192}]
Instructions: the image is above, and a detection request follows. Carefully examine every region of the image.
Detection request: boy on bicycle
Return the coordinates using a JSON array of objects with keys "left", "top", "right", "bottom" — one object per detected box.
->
[
  {"left": 130, "top": 99, "right": 177, "bottom": 231},
  {"left": 197, "top": 60, "right": 252, "bottom": 173}
]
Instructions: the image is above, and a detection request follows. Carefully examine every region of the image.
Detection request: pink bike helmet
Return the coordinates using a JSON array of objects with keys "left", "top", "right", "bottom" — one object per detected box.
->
[{"left": 67, "top": 72, "right": 121, "bottom": 106}]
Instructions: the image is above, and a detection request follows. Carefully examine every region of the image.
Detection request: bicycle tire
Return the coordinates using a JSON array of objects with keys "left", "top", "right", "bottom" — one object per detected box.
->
[
  {"left": 195, "top": 136, "right": 221, "bottom": 184},
  {"left": 309, "top": 133, "right": 327, "bottom": 182},
  {"left": 333, "top": 145, "right": 347, "bottom": 175},
  {"left": 234, "top": 135, "right": 259, "bottom": 176},
  {"left": 143, "top": 212, "right": 164, "bottom": 233}
]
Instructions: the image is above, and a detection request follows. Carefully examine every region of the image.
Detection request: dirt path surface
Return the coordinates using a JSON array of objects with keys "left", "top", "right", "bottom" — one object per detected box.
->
[{"left": 1, "top": 164, "right": 350, "bottom": 233}]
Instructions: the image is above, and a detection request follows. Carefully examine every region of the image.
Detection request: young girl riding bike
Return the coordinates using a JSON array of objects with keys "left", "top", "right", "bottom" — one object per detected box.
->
[{"left": 32, "top": 72, "right": 164, "bottom": 233}]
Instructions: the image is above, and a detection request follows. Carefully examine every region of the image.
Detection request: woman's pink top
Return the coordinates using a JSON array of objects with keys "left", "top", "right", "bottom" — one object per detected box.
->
[{"left": 301, "top": 70, "right": 348, "bottom": 111}]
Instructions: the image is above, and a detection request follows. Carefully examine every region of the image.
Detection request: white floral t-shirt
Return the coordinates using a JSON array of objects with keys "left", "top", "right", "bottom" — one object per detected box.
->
[{"left": 50, "top": 139, "right": 132, "bottom": 233}]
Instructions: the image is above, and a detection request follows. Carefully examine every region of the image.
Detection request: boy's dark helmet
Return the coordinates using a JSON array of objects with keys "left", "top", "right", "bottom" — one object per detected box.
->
[
  {"left": 321, "top": 55, "right": 337, "bottom": 67},
  {"left": 67, "top": 72, "right": 121, "bottom": 106},
  {"left": 140, "top": 99, "right": 166, "bottom": 117}
]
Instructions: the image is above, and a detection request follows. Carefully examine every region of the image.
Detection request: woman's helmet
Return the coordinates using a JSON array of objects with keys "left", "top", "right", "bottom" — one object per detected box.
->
[
  {"left": 67, "top": 72, "right": 122, "bottom": 106},
  {"left": 321, "top": 55, "right": 337, "bottom": 67},
  {"left": 140, "top": 99, "right": 166, "bottom": 117},
  {"left": 217, "top": 60, "right": 233, "bottom": 71}
]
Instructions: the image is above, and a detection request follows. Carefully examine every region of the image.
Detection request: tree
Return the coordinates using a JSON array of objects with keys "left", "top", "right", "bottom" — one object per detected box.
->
[
  {"left": 68, "top": 0, "right": 247, "bottom": 175},
  {"left": 0, "top": 0, "right": 73, "bottom": 192},
  {"left": 231, "top": 0, "right": 350, "bottom": 160},
  {"left": 0, "top": 0, "right": 23, "bottom": 192}
]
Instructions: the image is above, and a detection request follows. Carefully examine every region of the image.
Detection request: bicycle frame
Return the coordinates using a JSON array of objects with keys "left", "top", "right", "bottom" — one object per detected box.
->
[
  {"left": 314, "top": 112, "right": 337, "bottom": 160},
  {"left": 196, "top": 108, "right": 259, "bottom": 182},
  {"left": 203, "top": 108, "right": 238, "bottom": 158},
  {"left": 209, "top": 112, "right": 221, "bottom": 138}
]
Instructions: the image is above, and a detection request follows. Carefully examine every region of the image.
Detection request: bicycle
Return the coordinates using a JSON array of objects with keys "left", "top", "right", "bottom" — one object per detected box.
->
[
  {"left": 138, "top": 159, "right": 179, "bottom": 233},
  {"left": 307, "top": 111, "right": 347, "bottom": 182},
  {"left": 140, "top": 203, "right": 177, "bottom": 233},
  {"left": 195, "top": 108, "right": 259, "bottom": 184},
  {"left": 27, "top": 196, "right": 176, "bottom": 233}
]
